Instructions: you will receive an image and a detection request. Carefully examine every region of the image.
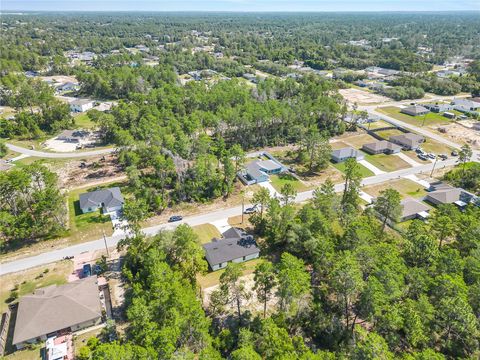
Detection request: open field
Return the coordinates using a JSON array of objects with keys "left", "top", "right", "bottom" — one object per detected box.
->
[
  {"left": 339, "top": 88, "right": 390, "bottom": 104},
  {"left": 0, "top": 260, "right": 72, "bottom": 314},
  {"left": 375, "top": 128, "right": 405, "bottom": 139},
  {"left": 192, "top": 223, "right": 222, "bottom": 244},
  {"left": 270, "top": 173, "right": 310, "bottom": 193},
  {"left": 430, "top": 121, "right": 480, "bottom": 150},
  {"left": 341, "top": 133, "right": 378, "bottom": 148},
  {"left": 421, "top": 139, "right": 453, "bottom": 155},
  {"left": 362, "top": 178, "right": 427, "bottom": 199},
  {"left": 197, "top": 258, "right": 264, "bottom": 289},
  {"left": 363, "top": 153, "right": 411, "bottom": 172},
  {"left": 332, "top": 161, "right": 374, "bottom": 178},
  {"left": 363, "top": 120, "right": 392, "bottom": 130},
  {"left": 73, "top": 113, "right": 96, "bottom": 129},
  {"left": 330, "top": 140, "right": 351, "bottom": 150}
]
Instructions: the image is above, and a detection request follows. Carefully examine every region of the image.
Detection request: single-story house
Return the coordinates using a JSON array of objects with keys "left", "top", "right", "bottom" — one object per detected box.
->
[
  {"left": 443, "top": 112, "right": 456, "bottom": 119},
  {"left": 361, "top": 140, "right": 401, "bottom": 155},
  {"left": 423, "top": 103, "right": 453, "bottom": 113},
  {"left": 57, "top": 129, "right": 89, "bottom": 143},
  {"left": 331, "top": 147, "right": 365, "bottom": 163},
  {"left": 389, "top": 133, "right": 425, "bottom": 150},
  {"left": 13, "top": 277, "right": 102, "bottom": 350},
  {"left": 453, "top": 99, "right": 480, "bottom": 115},
  {"left": 203, "top": 228, "right": 260, "bottom": 271},
  {"left": 55, "top": 82, "right": 79, "bottom": 93},
  {"left": 425, "top": 187, "right": 462, "bottom": 206},
  {"left": 400, "top": 199, "right": 431, "bottom": 221},
  {"left": 79, "top": 187, "right": 124, "bottom": 214},
  {"left": 70, "top": 99, "right": 95, "bottom": 113},
  {"left": 400, "top": 105, "right": 430, "bottom": 117},
  {"left": 237, "top": 152, "right": 287, "bottom": 185}
]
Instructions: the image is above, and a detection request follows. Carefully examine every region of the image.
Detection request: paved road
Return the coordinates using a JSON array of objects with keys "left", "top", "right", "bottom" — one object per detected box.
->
[
  {"left": 6, "top": 143, "right": 115, "bottom": 159},
  {"left": 0, "top": 156, "right": 460, "bottom": 276}
]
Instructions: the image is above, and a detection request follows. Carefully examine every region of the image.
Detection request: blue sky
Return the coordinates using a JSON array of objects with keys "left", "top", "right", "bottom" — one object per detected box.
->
[{"left": 2, "top": 0, "right": 479, "bottom": 12}]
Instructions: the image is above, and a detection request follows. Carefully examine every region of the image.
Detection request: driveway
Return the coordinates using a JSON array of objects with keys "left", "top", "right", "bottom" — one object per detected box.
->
[
  {"left": 108, "top": 210, "right": 131, "bottom": 236},
  {"left": 358, "top": 159, "right": 385, "bottom": 175}
]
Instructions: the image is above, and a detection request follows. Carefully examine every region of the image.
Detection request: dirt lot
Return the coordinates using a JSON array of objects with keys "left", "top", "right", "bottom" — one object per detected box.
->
[
  {"left": 40, "top": 75, "right": 78, "bottom": 84},
  {"left": 339, "top": 88, "right": 390, "bottom": 105},
  {"left": 432, "top": 121, "right": 480, "bottom": 150},
  {"left": 50, "top": 154, "right": 125, "bottom": 190}
]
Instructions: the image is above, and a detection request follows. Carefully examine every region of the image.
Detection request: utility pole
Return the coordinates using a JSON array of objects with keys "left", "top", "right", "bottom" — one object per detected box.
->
[
  {"left": 430, "top": 156, "right": 439, "bottom": 177},
  {"left": 103, "top": 230, "right": 110, "bottom": 258}
]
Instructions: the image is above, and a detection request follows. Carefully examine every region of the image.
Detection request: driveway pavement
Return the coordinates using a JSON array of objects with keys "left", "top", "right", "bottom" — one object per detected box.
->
[{"left": 359, "top": 159, "right": 385, "bottom": 175}]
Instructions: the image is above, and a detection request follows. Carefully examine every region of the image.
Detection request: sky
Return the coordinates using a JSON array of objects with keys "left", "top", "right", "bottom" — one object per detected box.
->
[{"left": 2, "top": 0, "right": 479, "bottom": 12}]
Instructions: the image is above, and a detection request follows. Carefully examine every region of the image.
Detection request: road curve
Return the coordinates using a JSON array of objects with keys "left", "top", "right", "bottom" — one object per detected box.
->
[{"left": 6, "top": 143, "right": 115, "bottom": 159}]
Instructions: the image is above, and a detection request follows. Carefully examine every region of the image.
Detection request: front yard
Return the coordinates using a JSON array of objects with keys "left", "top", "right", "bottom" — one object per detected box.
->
[
  {"left": 377, "top": 106, "right": 454, "bottom": 127},
  {"left": 192, "top": 223, "right": 222, "bottom": 244},
  {"left": 269, "top": 173, "right": 310, "bottom": 193},
  {"left": 363, "top": 153, "right": 411, "bottom": 172},
  {"left": 362, "top": 178, "right": 428, "bottom": 199},
  {"left": 332, "top": 161, "right": 375, "bottom": 178}
]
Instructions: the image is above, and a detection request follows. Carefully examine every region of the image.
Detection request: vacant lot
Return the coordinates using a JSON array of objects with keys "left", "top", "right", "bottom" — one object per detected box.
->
[
  {"left": 0, "top": 260, "right": 72, "bottom": 314},
  {"left": 421, "top": 139, "right": 453, "bottom": 155},
  {"left": 330, "top": 140, "right": 352, "bottom": 150},
  {"left": 377, "top": 106, "right": 452, "bottom": 127},
  {"left": 342, "top": 133, "right": 378, "bottom": 148},
  {"left": 332, "top": 161, "right": 374, "bottom": 178},
  {"left": 363, "top": 153, "right": 411, "bottom": 172},
  {"left": 192, "top": 223, "right": 222, "bottom": 244},
  {"left": 363, "top": 178, "right": 427, "bottom": 199},
  {"left": 363, "top": 120, "right": 392, "bottom": 130},
  {"left": 375, "top": 128, "right": 405, "bottom": 139},
  {"left": 339, "top": 88, "right": 390, "bottom": 104}
]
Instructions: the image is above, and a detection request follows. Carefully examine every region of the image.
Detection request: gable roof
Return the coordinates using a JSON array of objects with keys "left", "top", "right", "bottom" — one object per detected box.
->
[
  {"left": 401, "top": 105, "right": 429, "bottom": 115},
  {"left": 70, "top": 98, "right": 94, "bottom": 106},
  {"left": 256, "top": 159, "right": 282, "bottom": 171},
  {"left": 389, "top": 133, "right": 424, "bottom": 147},
  {"left": 426, "top": 187, "right": 462, "bottom": 204},
  {"left": 332, "top": 147, "right": 363, "bottom": 159},
  {"left": 13, "top": 277, "right": 101, "bottom": 345},
  {"left": 362, "top": 140, "right": 401, "bottom": 153},
  {"left": 79, "top": 187, "right": 124, "bottom": 210},
  {"left": 203, "top": 230, "right": 259, "bottom": 266}
]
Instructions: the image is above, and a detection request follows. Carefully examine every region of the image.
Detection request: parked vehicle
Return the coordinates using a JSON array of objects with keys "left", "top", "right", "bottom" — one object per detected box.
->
[
  {"left": 451, "top": 150, "right": 459, "bottom": 156},
  {"left": 439, "top": 154, "right": 448, "bottom": 160},
  {"left": 418, "top": 154, "right": 428, "bottom": 161},
  {"left": 82, "top": 264, "right": 92, "bottom": 278},
  {"left": 244, "top": 207, "right": 257, "bottom": 214},
  {"left": 415, "top": 148, "right": 423, "bottom": 154},
  {"left": 427, "top": 153, "right": 436, "bottom": 159},
  {"left": 168, "top": 215, "right": 183, "bottom": 222},
  {"left": 93, "top": 264, "right": 102, "bottom": 275}
]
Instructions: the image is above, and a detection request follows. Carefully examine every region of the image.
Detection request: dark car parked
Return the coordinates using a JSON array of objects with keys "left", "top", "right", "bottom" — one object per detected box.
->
[
  {"left": 168, "top": 215, "right": 183, "bottom": 222},
  {"left": 82, "top": 264, "right": 92, "bottom": 278}
]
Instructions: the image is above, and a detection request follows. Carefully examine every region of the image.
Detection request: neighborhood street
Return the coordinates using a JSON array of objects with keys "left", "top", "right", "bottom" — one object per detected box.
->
[{"left": 5, "top": 143, "right": 115, "bottom": 158}]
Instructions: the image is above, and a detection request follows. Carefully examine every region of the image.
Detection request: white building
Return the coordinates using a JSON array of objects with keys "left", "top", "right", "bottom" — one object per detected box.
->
[{"left": 70, "top": 99, "right": 95, "bottom": 113}]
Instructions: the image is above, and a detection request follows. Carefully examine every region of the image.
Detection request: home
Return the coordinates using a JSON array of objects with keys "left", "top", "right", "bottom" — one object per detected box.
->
[
  {"left": 443, "top": 112, "right": 456, "bottom": 119},
  {"left": 57, "top": 129, "right": 89, "bottom": 143},
  {"left": 55, "top": 82, "right": 79, "bottom": 93},
  {"left": 425, "top": 187, "right": 462, "bottom": 206},
  {"left": 331, "top": 147, "right": 365, "bottom": 163},
  {"left": 361, "top": 140, "right": 401, "bottom": 155},
  {"left": 237, "top": 152, "right": 287, "bottom": 185},
  {"left": 70, "top": 99, "right": 95, "bottom": 113},
  {"left": 400, "top": 105, "right": 430, "bottom": 117},
  {"left": 12, "top": 277, "right": 102, "bottom": 350},
  {"left": 400, "top": 199, "right": 431, "bottom": 222},
  {"left": 389, "top": 133, "right": 425, "bottom": 150},
  {"left": 453, "top": 99, "right": 480, "bottom": 114},
  {"left": 79, "top": 187, "right": 124, "bottom": 214},
  {"left": 203, "top": 228, "right": 260, "bottom": 271},
  {"left": 423, "top": 103, "right": 453, "bottom": 113},
  {"left": 243, "top": 73, "right": 258, "bottom": 83}
]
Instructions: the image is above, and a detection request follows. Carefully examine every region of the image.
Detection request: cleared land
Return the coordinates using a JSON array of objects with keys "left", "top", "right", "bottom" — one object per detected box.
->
[
  {"left": 363, "top": 153, "right": 411, "bottom": 172},
  {"left": 377, "top": 106, "right": 452, "bottom": 127},
  {"left": 339, "top": 88, "right": 390, "bottom": 104},
  {"left": 197, "top": 258, "right": 264, "bottom": 289},
  {"left": 341, "top": 133, "right": 378, "bottom": 148},
  {"left": 362, "top": 178, "right": 427, "bottom": 199},
  {"left": 270, "top": 173, "right": 310, "bottom": 193}
]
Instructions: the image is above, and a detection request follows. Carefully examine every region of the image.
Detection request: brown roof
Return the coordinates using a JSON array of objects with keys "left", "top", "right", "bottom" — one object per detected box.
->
[
  {"left": 426, "top": 188, "right": 462, "bottom": 205},
  {"left": 362, "top": 140, "right": 401, "bottom": 153},
  {"left": 13, "top": 276, "right": 101, "bottom": 345},
  {"left": 401, "top": 199, "right": 431, "bottom": 219},
  {"left": 389, "top": 133, "right": 424, "bottom": 147}
]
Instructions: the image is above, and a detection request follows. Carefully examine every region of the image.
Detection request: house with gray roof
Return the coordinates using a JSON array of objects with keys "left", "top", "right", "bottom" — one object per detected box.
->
[
  {"left": 361, "top": 140, "right": 401, "bottom": 155},
  {"left": 203, "top": 228, "right": 260, "bottom": 271},
  {"left": 79, "top": 187, "right": 124, "bottom": 214},
  {"left": 400, "top": 105, "right": 430, "bottom": 116},
  {"left": 70, "top": 98, "right": 95, "bottom": 113},
  {"left": 331, "top": 147, "right": 365, "bottom": 163},
  {"left": 237, "top": 152, "right": 286, "bottom": 185},
  {"left": 400, "top": 199, "right": 431, "bottom": 221},
  {"left": 423, "top": 103, "right": 453, "bottom": 113},
  {"left": 425, "top": 187, "right": 462, "bottom": 206},
  {"left": 13, "top": 277, "right": 102, "bottom": 350},
  {"left": 57, "top": 129, "right": 89, "bottom": 143},
  {"left": 389, "top": 133, "right": 425, "bottom": 150}
]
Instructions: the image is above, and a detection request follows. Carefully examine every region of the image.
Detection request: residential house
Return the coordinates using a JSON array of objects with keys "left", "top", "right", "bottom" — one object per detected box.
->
[
  {"left": 400, "top": 105, "right": 430, "bottom": 116},
  {"left": 203, "top": 228, "right": 260, "bottom": 271},
  {"left": 12, "top": 277, "right": 102, "bottom": 350},
  {"left": 453, "top": 99, "right": 480, "bottom": 115},
  {"left": 70, "top": 99, "right": 95, "bottom": 113},
  {"left": 425, "top": 187, "right": 462, "bottom": 206},
  {"left": 57, "top": 129, "right": 89, "bottom": 143},
  {"left": 400, "top": 199, "right": 431, "bottom": 222},
  {"left": 331, "top": 147, "right": 365, "bottom": 163},
  {"left": 443, "top": 112, "right": 456, "bottom": 119},
  {"left": 361, "top": 140, "right": 401, "bottom": 155},
  {"left": 79, "top": 187, "right": 124, "bottom": 214},
  {"left": 237, "top": 152, "right": 287, "bottom": 185},
  {"left": 55, "top": 82, "right": 79, "bottom": 93},
  {"left": 389, "top": 133, "right": 425, "bottom": 150},
  {"left": 423, "top": 103, "right": 453, "bottom": 113}
]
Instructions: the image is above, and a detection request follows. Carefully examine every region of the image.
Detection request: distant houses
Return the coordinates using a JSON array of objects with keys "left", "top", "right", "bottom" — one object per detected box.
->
[
  {"left": 389, "top": 133, "right": 425, "bottom": 150},
  {"left": 238, "top": 152, "right": 287, "bottom": 185},
  {"left": 400, "top": 105, "right": 430, "bottom": 117},
  {"left": 453, "top": 99, "right": 480, "bottom": 115},
  {"left": 423, "top": 103, "right": 453, "bottom": 113},
  {"left": 79, "top": 187, "right": 124, "bottom": 214},
  {"left": 331, "top": 147, "right": 365, "bottom": 163},
  {"left": 361, "top": 140, "right": 401, "bottom": 155},
  {"left": 70, "top": 99, "right": 95, "bottom": 113},
  {"left": 203, "top": 228, "right": 260, "bottom": 271}
]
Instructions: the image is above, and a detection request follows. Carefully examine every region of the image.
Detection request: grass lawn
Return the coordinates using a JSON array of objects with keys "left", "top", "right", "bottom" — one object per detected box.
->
[
  {"left": 363, "top": 153, "right": 411, "bottom": 172},
  {"left": 270, "top": 173, "right": 310, "bottom": 192},
  {"left": 330, "top": 141, "right": 351, "bottom": 150},
  {"left": 3, "top": 344, "right": 43, "bottom": 360},
  {"left": 0, "top": 260, "right": 72, "bottom": 314},
  {"left": 67, "top": 186, "right": 115, "bottom": 244},
  {"left": 375, "top": 128, "right": 405, "bottom": 139},
  {"left": 73, "top": 328, "right": 103, "bottom": 357},
  {"left": 73, "top": 113, "right": 96, "bottom": 129},
  {"left": 332, "top": 161, "right": 375, "bottom": 178},
  {"left": 420, "top": 140, "right": 453, "bottom": 155},
  {"left": 363, "top": 120, "right": 393, "bottom": 130},
  {"left": 377, "top": 106, "right": 452, "bottom": 127},
  {"left": 342, "top": 133, "right": 378, "bottom": 148},
  {"left": 197, "top": 258, "right": 264, "bottom": 289},
  {"left": 192, "top": 223, "right": 222, "bottom": 244},
  {"left": 362, "top": 179, "right": 427, "bottom": 199}
]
